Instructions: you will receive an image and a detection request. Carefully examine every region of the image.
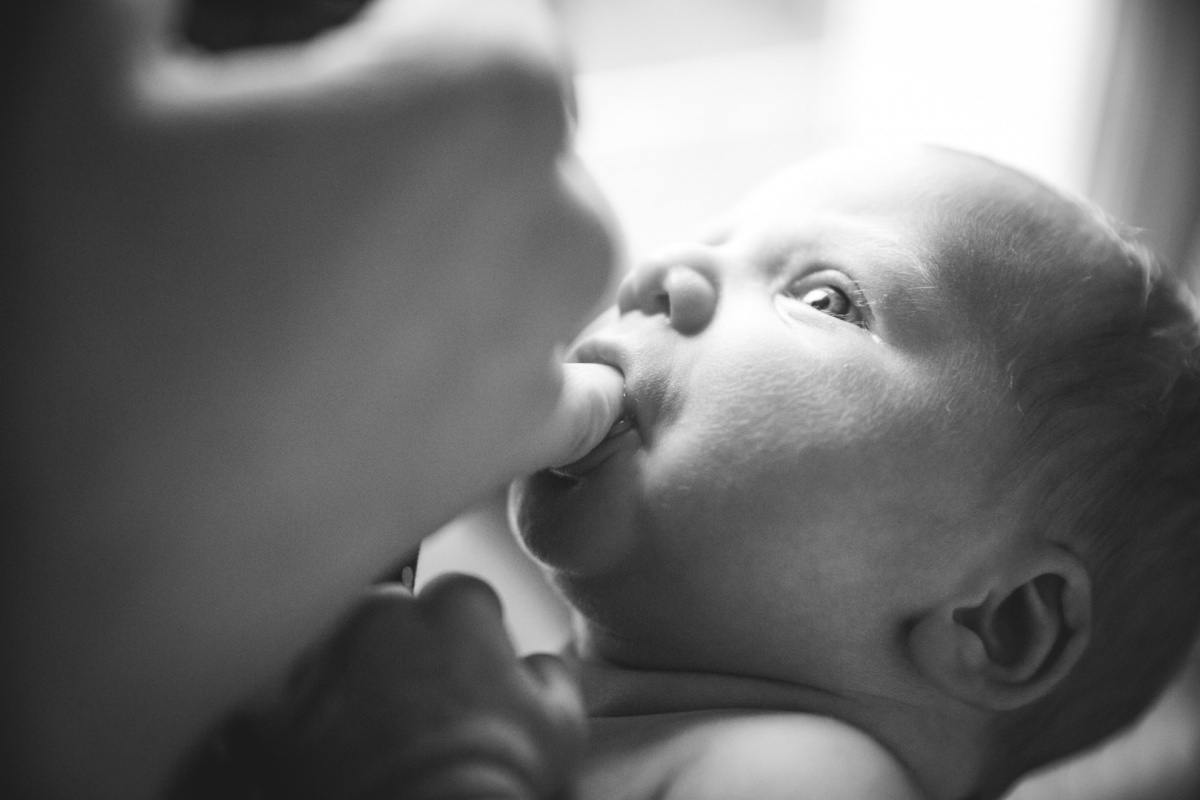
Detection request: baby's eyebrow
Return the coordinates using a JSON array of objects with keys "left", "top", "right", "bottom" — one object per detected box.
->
[
  {"left": 764, "top": 225, "right": 934, "bottom": 288},
  {"left": 868, "top": 244, "right": 937, "bottom": 291},
  {"left": 856, "top": 228, "right": 933, "bottom": 283},
  {"left": 859, "top": 246, "right": 941, "bottom": 305}
]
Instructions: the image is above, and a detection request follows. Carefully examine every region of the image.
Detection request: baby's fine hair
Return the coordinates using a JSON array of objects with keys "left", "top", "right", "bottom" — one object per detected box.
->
[{"left": 936, "top": 157, "right": 1200, "bottom": 791}]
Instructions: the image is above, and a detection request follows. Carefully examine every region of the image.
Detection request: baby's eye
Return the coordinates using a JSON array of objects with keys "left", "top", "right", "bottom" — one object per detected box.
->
[
  {"left": 776, "top": 272, "right": 870, "bottom": 329},
  {"left": 786, "top": 283, "right": 866, "bottom": 327},
  {"left": 799, "top": 286, "right": 853, "bottom": 319}
]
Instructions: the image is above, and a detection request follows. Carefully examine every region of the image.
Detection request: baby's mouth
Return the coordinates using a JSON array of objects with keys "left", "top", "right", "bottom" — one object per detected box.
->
[{"left": 549, "top": 401, "right": 637, "bottom": 480}]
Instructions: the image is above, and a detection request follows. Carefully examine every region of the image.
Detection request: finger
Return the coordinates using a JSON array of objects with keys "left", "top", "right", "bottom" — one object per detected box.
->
[
  {"left": 322, "top": 583, "right": 424, "bottom": 653},
  {"left": 417, "top": 573, "right": 509, "bottom": 636},
  {"left": 520, "top": 653, "right": 587, "bottom": 795},
  {"left": 521, "top": 653, "right": 586, "bottom": 729},
  {"left": 405, "top": 761, "right": 532, "bottom": 800},
  {"left": 533, "top": 362, "right": 626, "bottom": 469}
]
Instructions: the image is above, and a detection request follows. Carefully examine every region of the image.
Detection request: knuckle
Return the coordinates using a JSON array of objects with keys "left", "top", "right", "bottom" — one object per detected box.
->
[
  {"left": 338, "top": 585, "right": 418, "bottom": 638},
  {"left": 520, "top": 653, "right": 587, "bottom": 735},
  {"left": 418, "top": 572, "right": 505, "bottom": 618}
]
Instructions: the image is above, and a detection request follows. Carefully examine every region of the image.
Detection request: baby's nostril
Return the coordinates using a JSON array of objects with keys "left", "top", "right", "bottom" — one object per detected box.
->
[{"left": 652, "top": 290, "right": 671, "bottom": 318}]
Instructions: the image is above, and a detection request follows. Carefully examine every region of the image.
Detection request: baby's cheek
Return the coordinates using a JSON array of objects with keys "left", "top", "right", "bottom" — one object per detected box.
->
[{"left": 695, "top": 365, "right": 847, "bottom": 458}]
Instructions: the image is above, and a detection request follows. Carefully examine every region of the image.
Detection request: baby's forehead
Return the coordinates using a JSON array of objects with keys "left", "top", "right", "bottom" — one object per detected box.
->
[
  {"left": 723, "top": 163, "right": 1007, "bottom": 333},
  {"left": 758, "top": 150, "right": 1107, "bottom": 288},
  {"left": 740, "top": 147, "right": 1065, "bottom": 235},
  {"left": 726, "top": 152, "right": 1006, "bottom": 260}
]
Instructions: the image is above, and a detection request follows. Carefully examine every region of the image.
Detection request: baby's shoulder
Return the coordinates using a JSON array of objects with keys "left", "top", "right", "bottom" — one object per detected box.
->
[{"left": 584, "top": 711, "right": 924, "bottom": 800}]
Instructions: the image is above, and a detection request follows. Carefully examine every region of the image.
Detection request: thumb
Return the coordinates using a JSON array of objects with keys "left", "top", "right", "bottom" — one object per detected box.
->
[{"left": 530, "top": 363, "right": 624, "bottom": 470}]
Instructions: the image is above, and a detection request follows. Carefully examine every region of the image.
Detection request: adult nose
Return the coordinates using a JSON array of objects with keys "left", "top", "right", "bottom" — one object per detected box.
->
[{"left": 615, "top": 256, "right": 719, "bottom": 335}]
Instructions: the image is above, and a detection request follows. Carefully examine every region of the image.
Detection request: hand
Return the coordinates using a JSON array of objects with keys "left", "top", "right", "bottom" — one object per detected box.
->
[
  {"left": 234, "top": 575, "right": 586, "bottom": 800},
  {"left": 8, "top": 2, "right": 615, "bottom": 796}
]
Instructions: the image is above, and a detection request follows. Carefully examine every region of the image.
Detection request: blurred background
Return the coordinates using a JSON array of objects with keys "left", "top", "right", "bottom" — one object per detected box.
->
[
  {"left": 562, "top": 0, "right": 1200, "bottom": 276},
  {"left": 414, "top": 1, "right": 1200, "bottom": 797}
]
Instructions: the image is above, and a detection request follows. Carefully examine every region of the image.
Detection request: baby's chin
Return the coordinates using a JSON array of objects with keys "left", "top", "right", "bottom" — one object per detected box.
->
[{"left": 508, "top": 446, "right": 643, "bottom": 578}]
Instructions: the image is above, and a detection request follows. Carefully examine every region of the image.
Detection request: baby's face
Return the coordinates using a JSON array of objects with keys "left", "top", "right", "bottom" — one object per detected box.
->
[{"left": 512, "top": 150, "right": 1029, "bottom": 689}]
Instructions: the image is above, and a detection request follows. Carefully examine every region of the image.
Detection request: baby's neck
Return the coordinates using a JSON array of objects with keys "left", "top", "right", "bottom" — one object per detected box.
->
[
  {"left": 577, "top": 651, "right": 844, "bottom": 719},
  {"left": 573, "top": 647, "right": 990, "bottom": 800}
]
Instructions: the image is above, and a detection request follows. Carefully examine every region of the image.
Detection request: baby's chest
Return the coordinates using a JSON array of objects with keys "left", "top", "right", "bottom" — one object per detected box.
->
[
  {"left": 579, "top": 712, "right": 920, "bottom": 800},
  {"left": 579, "top": 714, "right": 721, "bottom": 800}
]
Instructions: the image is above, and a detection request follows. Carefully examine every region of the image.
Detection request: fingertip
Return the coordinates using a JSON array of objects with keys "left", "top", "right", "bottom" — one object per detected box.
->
[
  {"left": 547, "top": 362, "right": 625, "bottom": 468},
  {"left": 343, "top": 583, "right": 419, "bottom": 632},
  {"left": 521, "top": 653, "right": 585, "bottom": 723},
  {"left": 418, "top": 572, "right": 506, "bottom": 621},
  {"left": 563, "top": 362, "right": 624, "bottom": 425},
  {"left": 521, "top": 651, "right": 573, "bottom": 683}
]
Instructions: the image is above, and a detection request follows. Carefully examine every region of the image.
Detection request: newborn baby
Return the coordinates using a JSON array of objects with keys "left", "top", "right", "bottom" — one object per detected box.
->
[{"left": 511, "top": 146, "right": 1200, "bottom": 800}]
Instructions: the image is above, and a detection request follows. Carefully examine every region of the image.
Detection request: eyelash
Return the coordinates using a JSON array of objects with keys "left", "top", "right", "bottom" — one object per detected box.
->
[{"left": 781, "top": 277, "right": 869, "bottom": 328}]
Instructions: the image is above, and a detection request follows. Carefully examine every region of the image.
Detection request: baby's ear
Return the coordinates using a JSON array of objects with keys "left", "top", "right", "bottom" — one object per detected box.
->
[{"left": 908, "top": 546, "right": 1091, "bottom": 711}]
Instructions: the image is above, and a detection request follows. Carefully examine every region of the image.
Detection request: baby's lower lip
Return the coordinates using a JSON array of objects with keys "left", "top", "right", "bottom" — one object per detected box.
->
[{"left": 549, "top": 414, "right": 637, "bottom": 479}]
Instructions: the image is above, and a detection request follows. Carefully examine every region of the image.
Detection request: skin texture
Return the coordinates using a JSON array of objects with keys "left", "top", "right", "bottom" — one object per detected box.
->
[
  {"left": 510, "top": 148, "right": 1098, "bottom": 799},
  {"left": 514, "top": 149, "right": 1020, "bottom": 691},
  {"left": 582, "top": 708, "right": 921, "bottom": 800},
  {"left": 3, "top": 1, "right": 623, "bottom": 797}
]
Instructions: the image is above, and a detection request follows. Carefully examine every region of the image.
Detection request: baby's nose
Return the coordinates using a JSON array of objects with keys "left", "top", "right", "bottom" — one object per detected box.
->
[{"left": 615, "top": 258, "right": 719, "bottom": 335}]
